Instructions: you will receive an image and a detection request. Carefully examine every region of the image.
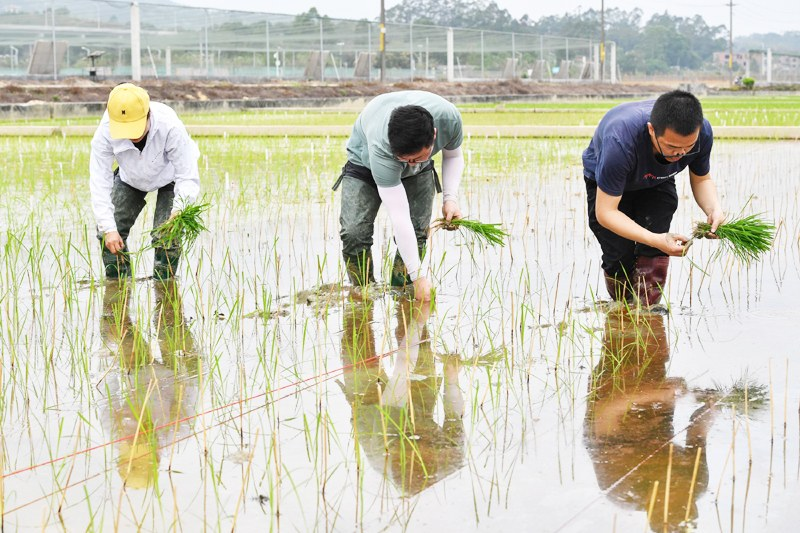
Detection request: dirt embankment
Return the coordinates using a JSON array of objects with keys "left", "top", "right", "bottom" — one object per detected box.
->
[{"left": 0, "top": 78, "right": 676, "bottom": 105}]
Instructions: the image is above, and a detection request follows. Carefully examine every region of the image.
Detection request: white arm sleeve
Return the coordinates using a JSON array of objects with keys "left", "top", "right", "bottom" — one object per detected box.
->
[
  {"left": 165, "top": 125, "right": 201, "bottom": 211},
  {"left": 89, "top": 128, "right": 118, "bottom": 234},
  {"left": 377, "top": 184, "right": 423, "bottom": 281},
  {"left": 441, "top": 146, "right": 464, "bottom": 204}
]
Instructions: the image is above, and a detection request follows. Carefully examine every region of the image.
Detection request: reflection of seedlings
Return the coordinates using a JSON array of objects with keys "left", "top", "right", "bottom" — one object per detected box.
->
[
  {"left": 244, "top": 307, "right": 290, "bottom": 320},
  {"left": 709, "top": 374, "right": 768, "bottom": 464},
  {"left": 710, "top": 376, "right": 769, "bottom": 414},
  {"left": 243, "top": 295, "right": 290, "bottom": 321},
  {"left": 461, "top": 347, "right": 507, "bottom": 367}
]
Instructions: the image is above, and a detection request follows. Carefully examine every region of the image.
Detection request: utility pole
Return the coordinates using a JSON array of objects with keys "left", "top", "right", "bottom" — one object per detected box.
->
[
  {"left": 380, "top": 0, "right": 386, "bottom": 83},
  {"left": 599, "top": 0, "right": 605, "bottom": 82},
  {"left": 728, "top": 0, "right": 735, "bottom": 85}
]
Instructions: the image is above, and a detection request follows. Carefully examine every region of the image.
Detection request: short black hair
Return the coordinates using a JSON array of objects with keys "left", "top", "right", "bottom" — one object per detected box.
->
[
  {"left": 388, "top": 105, "right": 435, "bottom": 156},
  {"left": 649, "top": 90, "right": 704, "bottom": 137}
]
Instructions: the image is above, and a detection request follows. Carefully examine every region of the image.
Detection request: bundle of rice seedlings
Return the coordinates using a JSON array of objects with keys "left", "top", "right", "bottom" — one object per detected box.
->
[
  {"left": 431, "top": 217, "right": 509, "bottom": 247},
  {"left": 691, "top": 214, "right": 775, "bottom": 262},
  {"left": 150, "top": 202, "right": 210, "bottom": 251}
]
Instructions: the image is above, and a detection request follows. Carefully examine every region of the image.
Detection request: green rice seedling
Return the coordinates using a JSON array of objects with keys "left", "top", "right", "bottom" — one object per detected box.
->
[
  {"left": 431, "top": 218, "right": 509, "bottom": 247},
  {"left": 150, "top": 202, "right": 210, "bottom": 252},
  {"left": 691, "top": 214, "right": 775, "bottom": 263}
]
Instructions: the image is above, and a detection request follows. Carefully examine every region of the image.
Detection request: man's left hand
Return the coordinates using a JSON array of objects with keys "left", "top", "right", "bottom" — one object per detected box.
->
[{"left": 442, "top": 200, "right": 462, "bottom": 225}]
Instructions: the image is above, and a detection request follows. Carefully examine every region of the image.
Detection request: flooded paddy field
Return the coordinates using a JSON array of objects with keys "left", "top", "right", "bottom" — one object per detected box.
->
[{"left": 0, "top": 132, "right": 798, "bottom": 532}]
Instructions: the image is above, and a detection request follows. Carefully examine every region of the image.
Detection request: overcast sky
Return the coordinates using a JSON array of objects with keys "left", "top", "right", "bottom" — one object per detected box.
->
[{"left": 176, "top": 0, "right": 798, "bottom": 36}]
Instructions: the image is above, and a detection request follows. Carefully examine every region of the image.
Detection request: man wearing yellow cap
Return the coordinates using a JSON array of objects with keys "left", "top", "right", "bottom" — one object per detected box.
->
[{"left": 89, "top": 83, "right": 200, "bottom": 279}]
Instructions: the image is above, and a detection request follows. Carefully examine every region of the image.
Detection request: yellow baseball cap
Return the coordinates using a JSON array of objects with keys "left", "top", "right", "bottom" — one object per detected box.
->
[{"left": 107, "top": 83, "right": 150, "bottom": 139}]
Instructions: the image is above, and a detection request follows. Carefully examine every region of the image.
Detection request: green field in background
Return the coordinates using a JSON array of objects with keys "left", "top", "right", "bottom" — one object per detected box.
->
[{"left": 2, "top": 95, "right": 799, "bottom": 128}]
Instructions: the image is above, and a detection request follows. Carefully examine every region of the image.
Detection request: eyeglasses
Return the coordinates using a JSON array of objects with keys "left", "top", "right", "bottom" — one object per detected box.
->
[
  {"left": 396, "top": 145, "right": 434, "bottom": 165},
  {"left": 654, "top": 135, "right": 700, "bottom": 160}
]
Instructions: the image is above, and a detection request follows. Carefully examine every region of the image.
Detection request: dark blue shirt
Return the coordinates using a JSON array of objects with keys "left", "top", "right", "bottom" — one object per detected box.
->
[{"left": 582, "top": 100, "right": 713, "bottom": 196}]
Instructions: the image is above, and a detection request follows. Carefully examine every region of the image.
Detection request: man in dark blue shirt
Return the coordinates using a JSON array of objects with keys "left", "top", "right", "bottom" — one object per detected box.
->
[{"left": 583, "top": 90, "right": 724, "bottom": 305}]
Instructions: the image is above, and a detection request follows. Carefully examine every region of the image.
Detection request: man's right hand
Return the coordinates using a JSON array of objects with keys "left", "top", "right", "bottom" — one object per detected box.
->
[
  {"left": 655, "top": 232, "right": 690, "bottom": 256},
  {"left": 104, "top": 230, "right": 125, "bottom": 255},
  {"left": 412, "top": 276, "right": 433, "bottom": 302}
]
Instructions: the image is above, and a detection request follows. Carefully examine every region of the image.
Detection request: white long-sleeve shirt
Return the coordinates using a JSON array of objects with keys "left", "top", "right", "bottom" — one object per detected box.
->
[{"left": 89, "top": 101, "right": 200, "bottom": 234}]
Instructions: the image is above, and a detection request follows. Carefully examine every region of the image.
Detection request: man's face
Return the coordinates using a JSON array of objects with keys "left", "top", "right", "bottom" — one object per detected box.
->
[
  {"left": 394, "top": 127, "right": 437, "bottom": 165},
  {"left": 648, "top": 122, "right": 700, "bottom": 162},
  {"left": 129, "top": 117, "right": 151, "bottom": 143},
  {"left": 395, "top": 143, "right": 434, "bottom": 165}
]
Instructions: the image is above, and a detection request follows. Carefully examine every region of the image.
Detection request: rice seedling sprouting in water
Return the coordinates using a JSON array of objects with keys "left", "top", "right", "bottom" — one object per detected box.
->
[
  {"left": 151, "top": 202, "right": 210, "bottom": 251},
  {"left": 691, "top": 214, "right": 775, "bottom": 263},
  {"left": 431, "top": 218, "right": 509, "bottom": 247}
]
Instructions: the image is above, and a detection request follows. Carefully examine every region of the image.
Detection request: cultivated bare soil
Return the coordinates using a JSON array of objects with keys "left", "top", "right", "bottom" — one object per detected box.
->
[{"left": 0, "top": 78, "right": 675, "bottom": 104}]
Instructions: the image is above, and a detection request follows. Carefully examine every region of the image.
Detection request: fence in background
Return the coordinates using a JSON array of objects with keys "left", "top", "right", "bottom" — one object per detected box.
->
[{"left": 0, "top": 0, "right": 619, "bottom": 82}]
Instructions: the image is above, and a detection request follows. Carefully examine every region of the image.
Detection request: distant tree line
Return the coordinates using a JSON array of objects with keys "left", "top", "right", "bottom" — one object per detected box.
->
[
  {"left": 736, "top": 31, "right": 800, "bottom": 53},
  {"left": 385, "top": 0, "right": 730, "bottom": 74}
]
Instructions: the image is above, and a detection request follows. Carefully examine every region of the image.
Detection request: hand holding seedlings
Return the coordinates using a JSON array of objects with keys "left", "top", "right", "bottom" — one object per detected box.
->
[
  {"left": 150, "top": 202, "right": 210, "bottom": 251},
  {"left": 442, "top": 199, "right": 462, "bottom": 226},
  {"left": 689, "top": 214, "right": 775, "bottom": 262},
  {"left": 103, "top": 230, "right": 125, "bottom": 254},
  {"left": 660, "top": 232, "right": 691, "bottom": 256},
  {"left": 704, "top": 207, "right": 726, "bottom": 238},
  {"left": 431, "top": 218, "right": 509, "bottom": 247}
]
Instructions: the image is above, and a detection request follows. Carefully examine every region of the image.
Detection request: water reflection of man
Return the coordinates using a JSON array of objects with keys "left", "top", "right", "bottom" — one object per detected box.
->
[
  {"left": 339, "top": 297, "right": 465, "bottom": 496},
  {"left": 584, "top": 310, "right": 715, "bottom": 531},
  {"left": 99, "top": 280, "right": 199, "bottom": 489}
]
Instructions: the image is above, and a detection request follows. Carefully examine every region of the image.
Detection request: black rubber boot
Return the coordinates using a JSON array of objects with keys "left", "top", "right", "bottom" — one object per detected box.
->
[
  {"left": 103, "top": 247, "right": 131, "bottom": 279},
  {"left": 390, "top": 245, "right": 426, "bottom": 288},
  {"left": 154, "top": 248, "right": 180, "bottom": 281},
  {"left": 343, "top": 250, "right": 375, "bottom": 287},
  {"left": 633, "top": 256, "right": 670, "bottom": 306}
]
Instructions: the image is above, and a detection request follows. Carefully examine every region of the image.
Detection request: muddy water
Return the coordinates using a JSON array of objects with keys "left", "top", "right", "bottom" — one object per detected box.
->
[{"left": 0, "top": 138, "right": 798, "bottom": 531}]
